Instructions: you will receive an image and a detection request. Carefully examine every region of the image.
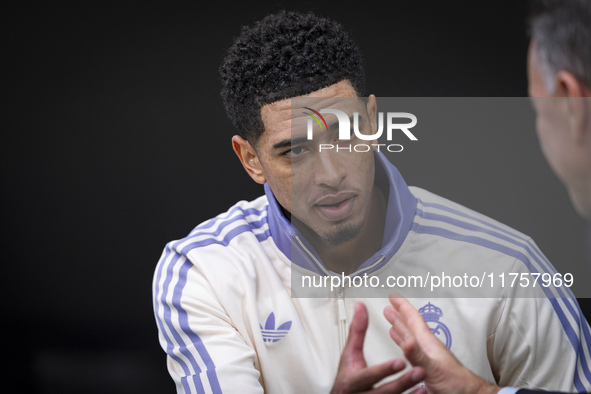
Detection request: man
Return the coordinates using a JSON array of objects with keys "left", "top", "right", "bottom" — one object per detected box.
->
[
  {"left": 152, "top": 10, "right": 590, "bottom": 393},
  {"left": 384, "top": 0, "right": 591, "bottom": 393}
]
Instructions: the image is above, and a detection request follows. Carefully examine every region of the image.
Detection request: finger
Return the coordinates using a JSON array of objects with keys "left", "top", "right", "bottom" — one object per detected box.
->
[
  {"left": 346, "top": 359, "right": 407, "bottom": 392},
  {"left": 371, "top": 366, "right": 426, "bottom": 394},
  {"left": 343, "top": 302, "right": 369, "bottom": 358},
  {"left": 388, "top": 294, "right": 413, "bottom": 318},
  {"left": 389, "top": 326, "right": 404, "bottom": 348},
  {"left": 385, "top": 307, "right": 426, "bottom": 367},
  {"left": 383, "top": 305, "right": 406, "bottom": 330},
  {"left": 383, "top": 305, "right": 396, "bottom": 325},
  {"left": 388, "top": 298, "right": 436, "bottom": 347},
  {"left": 387, "top": 297, "right": 417, "bottom": 334},
  {"left": 396, "top": 300, "right": 434, "bottom": 338},
  {"left": 394, "top": 327, "right": 421, "bottom": 365},
  {"left": 388, "top": 297, "right": 432, "bottom": 338},
  {"left": 390, "top": 301, "right": 455, "bottom": 371},
  {"left": 384, "top": 306, "right": 413, "bottom": 348}
]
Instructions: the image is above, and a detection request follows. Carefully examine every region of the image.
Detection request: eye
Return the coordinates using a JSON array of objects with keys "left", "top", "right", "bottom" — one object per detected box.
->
[{"left": 287, "top": 146, "right": 306, "bottom": 157}]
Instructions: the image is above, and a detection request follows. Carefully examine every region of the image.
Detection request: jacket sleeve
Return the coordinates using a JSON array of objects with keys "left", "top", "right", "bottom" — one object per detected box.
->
[
  {"left": 152, "top": 245, "right": 264, "bottom": 394},
  {"left": 489, "top": 244, "right": 591, "bottom": 392}
]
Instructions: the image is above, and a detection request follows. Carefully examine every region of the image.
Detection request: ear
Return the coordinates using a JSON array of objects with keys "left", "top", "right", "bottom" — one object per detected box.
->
[
  {"left": 232, "top": 135, "right": 267, "bottom": 184},
  {"left": 554, "top": 71, "right": 591, "bottom": 142},
  {"left": 554, "top": 70, "right": 587, "bottom": 98},
  {"left": 366, "top": 94, "right": 378, "bottom": 132}
]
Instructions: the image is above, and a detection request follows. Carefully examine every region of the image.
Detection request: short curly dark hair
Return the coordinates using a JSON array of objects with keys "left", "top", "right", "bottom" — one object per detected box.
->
[{"left": 220, "top": 11, "right": 365, "bottom": 144}]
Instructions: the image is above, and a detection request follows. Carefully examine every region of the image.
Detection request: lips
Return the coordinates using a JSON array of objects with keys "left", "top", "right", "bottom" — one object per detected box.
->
[{"left": 314, "top": 193, "right": 357, "bottom": 222}]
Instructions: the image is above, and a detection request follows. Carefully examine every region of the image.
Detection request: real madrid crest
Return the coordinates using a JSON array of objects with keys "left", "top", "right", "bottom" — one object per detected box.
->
[{"left": 419, "top": 302, "right": 452, "bottom": 349}]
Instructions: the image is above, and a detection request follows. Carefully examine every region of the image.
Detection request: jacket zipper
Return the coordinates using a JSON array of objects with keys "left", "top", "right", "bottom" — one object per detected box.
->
[
  {"left": 336, "top": 284, "right": 347, "bottom": 353},
  {"left": 293, "top": 236, "right": 386, "bottom": 354}
]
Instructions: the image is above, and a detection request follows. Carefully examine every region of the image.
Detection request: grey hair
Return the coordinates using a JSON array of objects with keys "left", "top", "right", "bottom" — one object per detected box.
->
[{"left": 529, "top": 0, "right": 591, "bottom": 93}]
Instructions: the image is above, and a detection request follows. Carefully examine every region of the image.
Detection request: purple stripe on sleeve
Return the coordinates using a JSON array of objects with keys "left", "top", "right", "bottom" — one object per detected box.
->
[
  {"left": 413, "top": 223, "right": 591, "bottom": 388},
  {"left": 154, "top": 203, "right": 271, "bottom": 393},
  {"left": 416, "top": 204, "right": 591, "bottom": 383},
  {"left": 189, "top": 214, "right": 268, "bottom": 241},
  {"left": 154, "top": 248, "right": 203, "bottom": 393},
  {"left": 420, "top": 200, "right": 530, "bottom": 243},
  {"left": 419, "top": 209, "right": 560, "bottom": 276},
  {"left": 416, "top": 207, "right": 585, "bottom": 317},
  {"left": 172, "top": 259, "right": 222, "bottom": 394},
  {"left": 190, "top": 206, "right": 267, "bottom": 234},
  {"left": 181, "top": 224, "right": 271, "bottom": 250},
  {"left": 157, "top": 222, "right": 271, "bottom": 392}
]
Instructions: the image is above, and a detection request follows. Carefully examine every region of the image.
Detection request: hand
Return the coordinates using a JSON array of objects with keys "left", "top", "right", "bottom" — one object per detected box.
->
[
  {"left": 331, "top": 302, "right": 427, "bottom": 394},
  {"left": 383, "top": 295, "right": 501, "bottom": 394}
]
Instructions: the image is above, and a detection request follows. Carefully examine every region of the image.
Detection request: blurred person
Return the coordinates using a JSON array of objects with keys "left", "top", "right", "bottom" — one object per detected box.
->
[{"left": 384, "top": 1, "right": 591, "bottom": 393}]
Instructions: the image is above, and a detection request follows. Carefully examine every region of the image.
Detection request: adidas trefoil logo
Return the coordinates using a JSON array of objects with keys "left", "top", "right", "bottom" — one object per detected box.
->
[{"left": 260, "top": 312, "right": 292, "bottom": 343}]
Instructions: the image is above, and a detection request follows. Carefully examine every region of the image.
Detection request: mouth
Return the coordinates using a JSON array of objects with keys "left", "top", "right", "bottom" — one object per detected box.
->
[{"left": 315, "top": 194, "right": 357, "bottom": 222}]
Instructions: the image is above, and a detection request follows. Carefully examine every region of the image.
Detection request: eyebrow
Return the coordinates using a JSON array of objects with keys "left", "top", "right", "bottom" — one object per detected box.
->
[
  {"left": 272, "top": 136, "right": 309, "bottom": 150},
  {"left": 272, "top": 114, "right": 360, "bottom": 150}
]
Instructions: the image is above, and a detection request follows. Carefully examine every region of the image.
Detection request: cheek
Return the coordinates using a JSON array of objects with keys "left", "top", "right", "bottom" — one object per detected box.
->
[
  {"left": 537, "top": 119, "right": 557, "bottom": 159},
  {"left": 535, "top": 116, "right": 550, "bottom": 147},
  {"left": 260, "top": 159, "right": 293, "bottom": 212},
  {"left": 535, "top": 107, "right": 559, "bottom": 151},
  {"left": 269, "top": 176, "right": 292, "bottom": 212},
  {"left": 340, "top": 152, "right": 375, "bottom": 196},
  {"left": 536, "top": 116, "right": 570, "bottom": 180},
  {"left": 355, "top": 152, "right": 375, "bottom": 178}
]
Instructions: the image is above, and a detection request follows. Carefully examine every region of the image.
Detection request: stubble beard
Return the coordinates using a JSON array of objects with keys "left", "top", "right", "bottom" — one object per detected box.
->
[{"left": 319, "top": 221, "right": 364, "bottom": 247}]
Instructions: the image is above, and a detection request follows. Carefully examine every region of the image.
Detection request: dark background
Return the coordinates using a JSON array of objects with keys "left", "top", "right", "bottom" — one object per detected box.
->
[{"left": 3, "top": 1, "right": 588, "bottom": 393}]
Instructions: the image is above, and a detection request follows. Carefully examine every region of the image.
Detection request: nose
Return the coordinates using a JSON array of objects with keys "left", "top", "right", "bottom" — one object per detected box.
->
[{"left": 314, "top": 150, "right": 346, "bottom": 188}]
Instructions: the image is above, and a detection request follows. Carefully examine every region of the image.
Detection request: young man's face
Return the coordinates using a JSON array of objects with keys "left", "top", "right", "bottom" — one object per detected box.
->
[{"left": 254, "top": 80, "right": 379, "bottom": 245}]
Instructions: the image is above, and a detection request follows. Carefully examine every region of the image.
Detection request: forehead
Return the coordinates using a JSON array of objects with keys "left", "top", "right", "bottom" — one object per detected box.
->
[{"left": 260, "top": 80, "right": 361, "bottom": 142}]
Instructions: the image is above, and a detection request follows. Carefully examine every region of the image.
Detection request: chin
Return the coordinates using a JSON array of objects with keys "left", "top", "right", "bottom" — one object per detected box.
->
[{"left": 320, "top": 222, "right": 364, "bottom": 247}]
